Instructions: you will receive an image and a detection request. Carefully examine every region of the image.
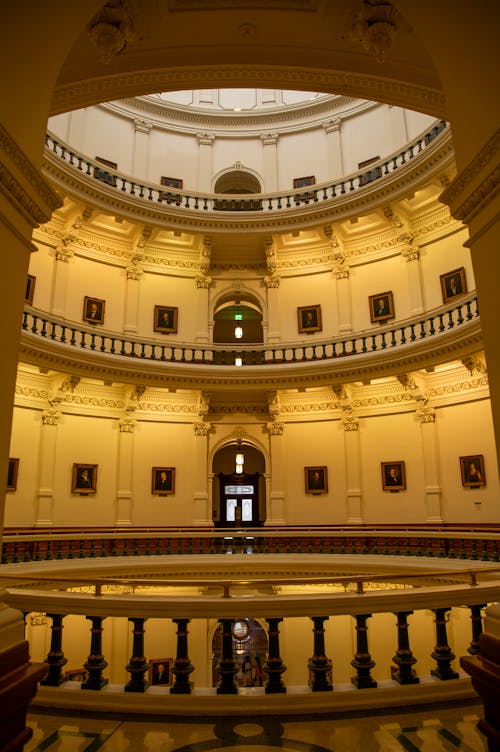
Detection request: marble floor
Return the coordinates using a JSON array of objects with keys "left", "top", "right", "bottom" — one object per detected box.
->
[{"left": 25, "top": 701, "right": 488, "bottom": 752}]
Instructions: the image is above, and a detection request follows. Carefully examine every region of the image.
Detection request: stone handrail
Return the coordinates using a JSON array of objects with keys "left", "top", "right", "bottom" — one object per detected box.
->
[
  {"left": 20, "top": 293, "right": 481, "bottom": 388},
  {"left": 44, "top": 121, "right": 448, "bottom": 223}
]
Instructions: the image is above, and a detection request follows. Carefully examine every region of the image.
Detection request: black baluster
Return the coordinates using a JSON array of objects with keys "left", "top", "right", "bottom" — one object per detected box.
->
[
  {"left": 40, "top": 613, "right": 68, "bottom": 686},
  {"left": 467, "top": 604, "right": 486, "bottom": 655},
  {"left": 308, "top": 616, "right": 333, "bottom": 691},
  {"left": 431, "top": 608, "right": 459, "bottom": 679},
  {"left": 125, "top": 618, "right": 149, "bottom": 692},
  {"left": 392, "top": 611, "right": 419, "bottom": 685},
  {"left": 264, "top": 617, "right": 286, "bottom": 693},
  {"left": 351, "top": 614, "right": 377, "bottom": 688},
  {"left": 216, "top": 619, "right": 238, "bottom": 694},
  {"left": 82, "top": 616, "right": 108, "bottom": 690},
  {"left": 170, "top": 618, "right": 194, "bottom": 694}
]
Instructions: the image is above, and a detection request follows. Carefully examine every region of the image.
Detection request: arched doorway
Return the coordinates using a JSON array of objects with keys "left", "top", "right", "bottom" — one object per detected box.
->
[
  {"left": 213, "top": 293, "right": 264, "bottom": 345},
  {"left": 212, "top": 443, "right": 266, "bottom": 527},
  {"left": 214, "top": 168, "right": 262, "bottom": 211},
  {"left": 211, "top": 618, "right": 268, "bottom": 688}
]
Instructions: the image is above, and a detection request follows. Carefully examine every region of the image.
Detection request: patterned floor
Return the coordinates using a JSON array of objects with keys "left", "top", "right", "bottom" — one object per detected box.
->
[{"left": 25, "top": 701, "right": 488, "bottom": 751}]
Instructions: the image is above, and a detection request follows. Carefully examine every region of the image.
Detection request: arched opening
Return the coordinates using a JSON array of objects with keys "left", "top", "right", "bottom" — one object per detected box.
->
[
  {"left": 211, "top": 618, "right": 268, "bottom": 688},
  {"left": 213, "top": 293, "right": 264, "bottom": 345},
  {"left": 212, "top": 443, "right": 266, "bottom": 528},
  {"left": 214, "top": 169, "right": 262, "bottom": 211}
]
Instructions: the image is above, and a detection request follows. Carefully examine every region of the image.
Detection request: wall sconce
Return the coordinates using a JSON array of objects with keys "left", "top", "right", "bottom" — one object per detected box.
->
[
  {"left": 235, "top": 356, "right": 242, "bottom": 367},
  {"left": 234, "top": 324, "right": 243, "bottom": 339}
]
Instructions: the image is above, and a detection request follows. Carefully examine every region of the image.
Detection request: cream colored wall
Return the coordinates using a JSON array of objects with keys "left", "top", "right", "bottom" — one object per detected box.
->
[
  {"left": 7, "top": 384, "right": 498, "bottom": 528},
  {"left": 47, "top": 103, "right": 436, "bottom": 194},
  {"left": 437, "top": 400, "right": 499, "bottom": 522}
]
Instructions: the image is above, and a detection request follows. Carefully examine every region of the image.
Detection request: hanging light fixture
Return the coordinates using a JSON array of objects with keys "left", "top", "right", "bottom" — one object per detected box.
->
[
  {"left": 234, "top": 301, "right": 243, "bottom": 339},
  {"left": 235, "top": 356, "right": 242, "bottom": 367},
  {"left": 235, "top": 441, "right": 244, "bottom": 473}
]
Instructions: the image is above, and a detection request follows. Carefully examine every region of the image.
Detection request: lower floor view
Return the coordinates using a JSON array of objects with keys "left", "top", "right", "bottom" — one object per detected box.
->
[{"left": 25, "top": 700, "right": 487, "bottom": 752}]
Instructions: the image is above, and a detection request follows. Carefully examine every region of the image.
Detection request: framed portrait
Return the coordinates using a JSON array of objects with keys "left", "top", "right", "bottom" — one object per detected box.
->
[
  {"left": 381, "top": 461, "right": 406, "bottom": 491},
  {"left": 25, "top": 274, "right": 36, "bottom": 305},
  {"left": 440, "top": 267, "right": 467, "bottom": 304},
  {"left": 154, "top": 305, "right": 178, "bottom": 334},
  {"left": 149, "top": 658, "right": 172, "bottom": 686},
  {"left": 159, "top": 176, "right": 183, "bottom": 204},
  {"left": 460, "top": 454, "right": 486, "bottom": 487},
  {"left": 297, "top": 305, "right": 322, "bottom": 334},
  {"left": 83, "top": 296, "right": 105, "bottom": 325},
  {"left": 293, "top": 175, "right": 316, "bottom": 203},
  {"left": 369, "top": 291, "right": 395, "bottom": 323},
  {"left": 152, "top": 466, "right": 175, "bottom": 495},
  {"left": 305, "top": 466, "right": 328, "bottom": 494},
  {"left": 7, "top": 458, "right": 19, "bottom": 491},
  {"left": 72, "top": 463, "right": 97, "bottom": 494},
  {"left": 93, "top": 156, "right": 117, "bottom": 187}
]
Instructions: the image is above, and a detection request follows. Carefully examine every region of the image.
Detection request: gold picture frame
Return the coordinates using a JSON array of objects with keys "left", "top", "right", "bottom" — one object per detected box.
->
[
  {"left": 369, "top": 291, "right": 395, "bottom": 323},
  {"left": 440, "top": 267, "right": 467, "bottom": 304},
  {"left": 297, "top": 305, "right": 322, "bottom": 334},
  {"left": 83, "top": 296, "right": 105, "bottom": 325},
  {"left": 72, "top": 463, "right": 98, "bottom": 494},
  {"left": 154, "top": 305, "right": 178, "bottom": 334},
  {"left": 460, "top": 454, "right": 485, "bottom": 487},
  {"left": 152, "top": 467, "right": 175, "bottom": 495},
  {"left": 305, "top": 466, "right": 328, "bottom": 494},
  {"left": 381, "top": 461, "right": 406, "bottom": 491}
]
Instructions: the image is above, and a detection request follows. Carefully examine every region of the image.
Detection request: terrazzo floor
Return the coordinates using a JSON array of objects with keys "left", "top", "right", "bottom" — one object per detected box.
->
[{"left": 25, "top": 701, "right": 488, "bottom": 752}]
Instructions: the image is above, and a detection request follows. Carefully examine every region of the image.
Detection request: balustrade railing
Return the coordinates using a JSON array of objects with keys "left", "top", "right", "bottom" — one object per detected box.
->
[
  {"left": 21, "top": 293, "right": 479, "bottom": 371},
  {"left": 2, "top": 567, "right": 498, "bottom": 711},
  {"left": 3, "top": 526, "right": 500, "bottom": 564},
  {"left": 44, "top": 121, "right": 448, "bottom": 217}
]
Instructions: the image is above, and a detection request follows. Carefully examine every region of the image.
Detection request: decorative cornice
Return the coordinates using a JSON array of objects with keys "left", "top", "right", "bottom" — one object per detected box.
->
[
  {"left": 440, "top": 127, "right": 500, "bottom": 226},
  {"left": 0, "top": 123, "right": 61, "bottom": 228}
]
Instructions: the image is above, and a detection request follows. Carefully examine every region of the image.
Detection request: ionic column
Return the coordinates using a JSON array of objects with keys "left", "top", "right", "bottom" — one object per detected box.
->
[
  {"left": 264, "top": 617, "right": 286, "bottom": 694},
  {"left": 401, "top": 243, "right": 424, "bottom": 315},
  {"left": 40, "top": 614, "right": 67, "bottom": 686},
  {"left": 193, "top": 421, "right": 211, "bottom": 524},
  {"left": 35, "top": 409, "right": 62, "bottom": 526},
  {"left": 82, "top": 616, "right": 108, "bottom": 690},
  {"left": 431, "top": 607, "right": 459, "bottom": 680},
  {"left": 125, "top": 617, "right": 149, "bottom": 692},
  {"left": 260, "top": 132, "right": 279, "bottom": 191},
  {"left": 266, "top": 422, "right": 285, "bottom": 525},
  {"left": 196, "top": 132, "right": 215, "bottom": 192},
  {"left": 308, "top": 616, "right": 333, "bottom": 691},
  {"left": 170, "top": 618, "right": 194, "bottom": 694},
  {"left": 132, "top": 119, "right": 153, "bottom": 179},
  {"left": 416, "top": 407, "right": 443, "bottom": 523},
  {"left": 322, "top": 118, "right": 343, "bottom": 177},
  {"left": 115, "top": 416, "right": 136, "bottom": 526},
  {"left": 124, "top": 266, "right": 143, "bottom": 334},
  {"left": 342, "top": 415, "right": 363, "bottom": 523},
  {"left": 51, "top": 240, "right": 73, "bottom": 318}
]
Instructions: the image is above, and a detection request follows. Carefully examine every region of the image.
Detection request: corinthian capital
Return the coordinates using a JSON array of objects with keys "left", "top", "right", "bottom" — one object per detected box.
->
[{"left": 267, "top": 421, "right": 284, "bottom": 436}]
